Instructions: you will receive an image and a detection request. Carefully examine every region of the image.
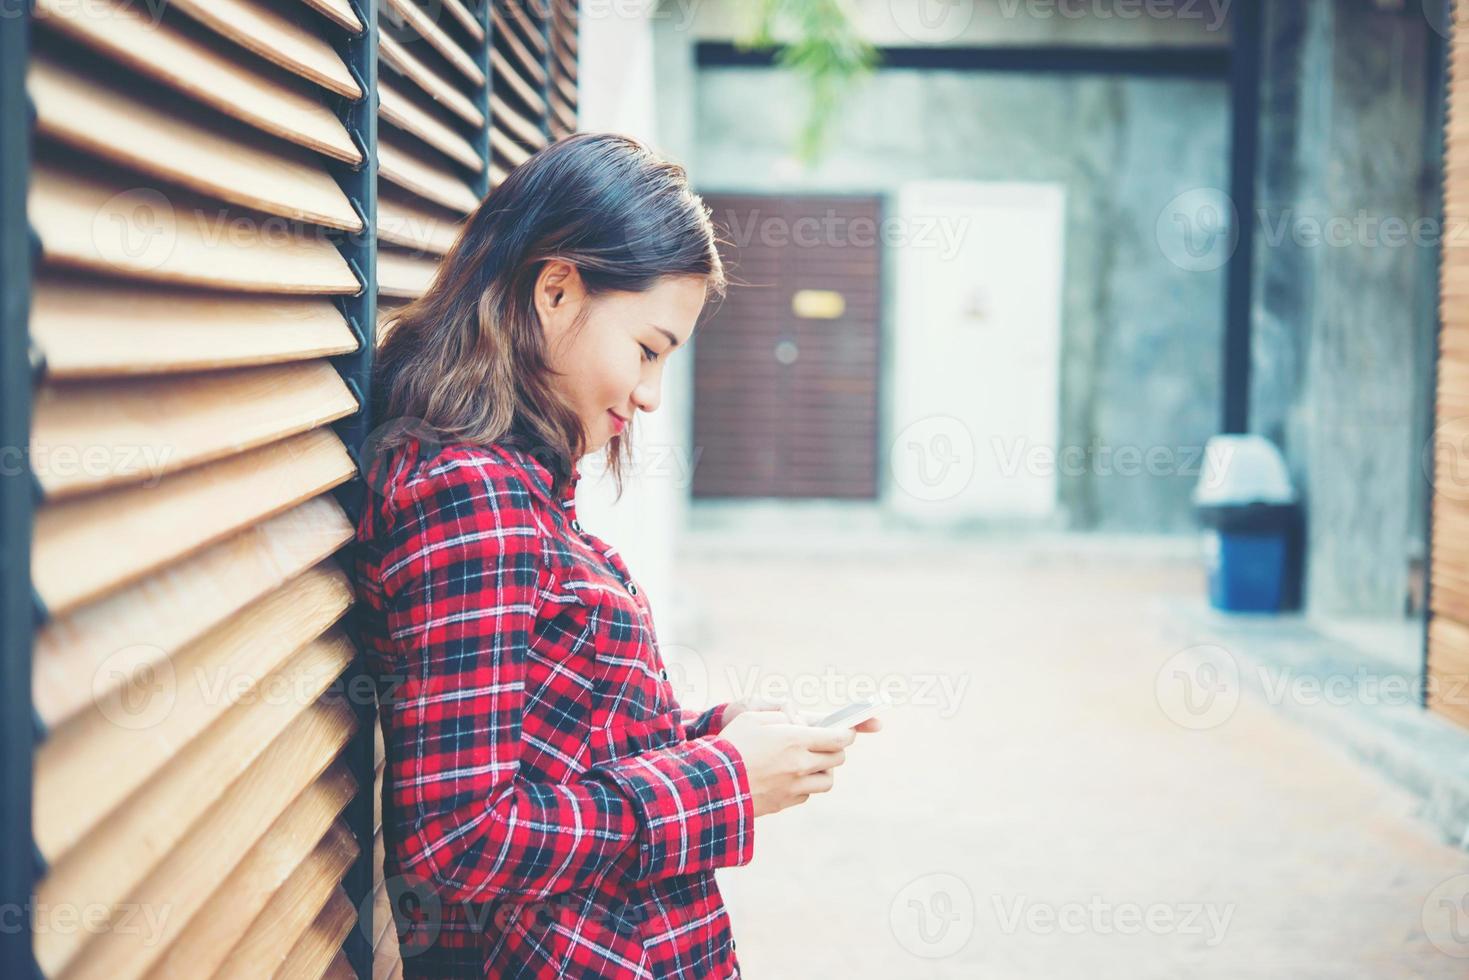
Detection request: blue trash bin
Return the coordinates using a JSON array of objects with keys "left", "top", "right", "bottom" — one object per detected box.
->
[{"left": 1193, "top": 436, "right": 1301, "bottom": 614}]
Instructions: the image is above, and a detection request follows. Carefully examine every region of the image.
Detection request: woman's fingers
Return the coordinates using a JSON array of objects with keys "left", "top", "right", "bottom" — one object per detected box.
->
[
  {"left": 794, "top": 770, "right": 835, "bottom": 795},
  {"left": 801, "top": 748, "right": 845, "bottom": 774}
]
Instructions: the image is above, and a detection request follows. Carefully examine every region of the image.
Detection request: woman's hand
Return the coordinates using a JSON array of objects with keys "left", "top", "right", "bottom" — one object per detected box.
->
[
  {"left": 717, "top": 711, "right": 857, "bottom": 817},
  {"left": 719, "top": 695, "right": 804, "bottom": 729}
]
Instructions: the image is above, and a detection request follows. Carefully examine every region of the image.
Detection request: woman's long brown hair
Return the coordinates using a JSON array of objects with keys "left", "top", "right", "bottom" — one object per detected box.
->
[{"left": 369, "top": 132, "right": 727, "bottom": 503}]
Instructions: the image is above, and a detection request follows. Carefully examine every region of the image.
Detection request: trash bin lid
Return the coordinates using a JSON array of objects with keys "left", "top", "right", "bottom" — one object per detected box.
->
[{"left": 1192, "top": 434, "right": 1297, "bottom": 506}]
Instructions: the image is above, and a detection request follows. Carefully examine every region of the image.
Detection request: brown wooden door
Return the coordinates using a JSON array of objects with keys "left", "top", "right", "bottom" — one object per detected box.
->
[{"left": 693, "top": 193, "right": 882, "bottom": 499}]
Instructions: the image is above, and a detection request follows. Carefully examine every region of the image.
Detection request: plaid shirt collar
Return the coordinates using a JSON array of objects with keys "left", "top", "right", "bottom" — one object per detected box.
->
[{"left": 510, "top": 446, "right": 581, "bottom": 516}]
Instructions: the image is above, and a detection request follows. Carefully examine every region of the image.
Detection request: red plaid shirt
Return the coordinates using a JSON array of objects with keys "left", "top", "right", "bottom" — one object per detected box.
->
[{"left": 354, "top": 436, "right": 754, "bottom": 978}]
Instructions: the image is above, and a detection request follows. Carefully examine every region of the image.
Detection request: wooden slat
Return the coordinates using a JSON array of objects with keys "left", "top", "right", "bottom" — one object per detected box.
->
[
  {"left": 29, "top": 280, "right": 358, "bottom": 379},
  {"left": 33, "top": 494, "right": 352, "bottom": 728},
  {"left": 35, "top": 632, "right": 354, "bottom": 974},
  {"left": 52, "top": 733, "right": 359, "bottom": 980},
  {"left": 1433, "top": 20, "right": 1469, "bottom": 732},
  {"left": 378, "top": 246, "right": 439, "bottom": 298},
  {"left": 277, "top": 888, "right": 360, "bottom": 980},
  {"left": 168, "top": 0, "right": 361, "bottom": 98},
  {"left": 553, "top": 71, "right": 576, "bottom": 106},
  {"left": 217, "top": 824, "right": 358, "bottom": 979},
  {"left": 30, "top": 164, "right": 361, "bottom": 294},
  {"left": 554, "top": 44, "right": 577, "bottom": 86},
  {"left": 29, "top": 54, "right": 362, "bottom": 232},
  {"left": 491, "top": 161, "right": 509, "bottom": 187},
  {"left": 379, "top": 131, "right": 481, "bottom": 213},
  {"left": 155, "top": 806, "right": 357, "bottom": 980},
  {"left": 505, "top": 0, "right": 546, "bottom": 55},
  {"left": 383, "top": 0, "right": 485, "bottom": 86},
  {"left": 32, "top": 360, "right": 358, "bottom": 499},
  {"left": 379, "top": 76, "right": 484, "bottom": 171},
  {"left": 296, "top": 0, "right": 364, "bottom": 33},
  {"left": 490, "top": 46, "right": 546, "bottom": 116},
  {"left": 35, "top": 0, "right": 361, "bottom": 164},
  {"left": 490, "top": 126, "right": 531, "bottom": 168},
  {"left": 325, "top": 950, "right": 357, "bottom": 980},
  {"left": 32, "top": 426, "right": 355, "bottom": 615},
  {"left": 379, "top": 190, "right": 461, "bottom": 254},
  {"left": 439, "top": 0, "right": 484, "bottom": 43},
  {"left": 1429, "top": 617, "right": 1469, "bottom": 729},
  {"left": 489, "top": 93, "right": 546, "bottom": 149},
  {"left": 379, "top": 32, "right": 483, "bottom": 128},
  {"left": 550, "top": 99, "right": 575, "bottom": 136},
  {"left": 491, "top": 6, "right": 546, "bottom": 86},
  {"left": 33, "top": 562, "right": 355, "bottom": 863}
]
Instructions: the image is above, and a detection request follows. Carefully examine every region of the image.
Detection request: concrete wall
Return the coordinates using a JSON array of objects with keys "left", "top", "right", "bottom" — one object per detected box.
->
[
  {"left": 682, "top": 0, "right": 1233, "bottom": 47},
  {"left": 655, "top": 8, "right": 1231, "bottom": 530},
  {"left": 1250, "top": 0, "right": 1439, "bottom": 615}
]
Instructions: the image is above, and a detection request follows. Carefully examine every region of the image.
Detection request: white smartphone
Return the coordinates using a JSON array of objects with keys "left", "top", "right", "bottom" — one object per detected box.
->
[{"left": 809, "top": 697, "right": 884, "bottom": 729}]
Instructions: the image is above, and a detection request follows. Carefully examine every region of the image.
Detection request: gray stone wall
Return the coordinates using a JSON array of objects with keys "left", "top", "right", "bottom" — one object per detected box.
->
[
  {"left": 672, "top": 60, "right": 1229, "bottom": 531},
  {"left": 1251, "top": 0, "right": 1439, "bottom": 615}
]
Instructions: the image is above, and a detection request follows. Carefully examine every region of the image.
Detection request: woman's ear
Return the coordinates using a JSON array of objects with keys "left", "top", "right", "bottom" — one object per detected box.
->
[{"left": 534, "top": 260, "right": 584, "bottom": 342}]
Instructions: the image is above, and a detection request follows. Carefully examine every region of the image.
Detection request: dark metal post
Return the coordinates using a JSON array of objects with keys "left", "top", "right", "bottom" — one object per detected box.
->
[
  {"left": 0, "top": 2, "right": 38, "bottom": 978},
  {"left": 538, "top": 0, "right": 553, "bottom": 140},
  {"left": 473, "top": 0, "right": 492, "bottom": 199},
  {"left": 1222, "top": 0, "right": 1262, "bottom": 434},
  {"left": 1420, "top": 0, "right": 1450, "bottom": 702},
  {"left": 327, "top": 2, "right": 378, "bottom": 975}
]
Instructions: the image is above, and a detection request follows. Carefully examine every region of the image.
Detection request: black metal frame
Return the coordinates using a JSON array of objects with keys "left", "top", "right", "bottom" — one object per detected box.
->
[
  {"left": 326, "top": 1, "right": 379, "bottom": 976},
  {"left": 1421, "top": 2, "right": 1450, "bottom": 703},
  {"left": 696, "top": 40, "right": 1231, "bottom": 78},
  {"left": 0, "top": 1, "right": 38, "bottom": 977},
  {"left": 473, "top": 0, "right": 493, "bottom": 199},
  {"left": 1221, "top": 0, "right": 1260, "bottom": 434},
  {"left": 538, "top": 0, "right": 554, "bottom": 140}
]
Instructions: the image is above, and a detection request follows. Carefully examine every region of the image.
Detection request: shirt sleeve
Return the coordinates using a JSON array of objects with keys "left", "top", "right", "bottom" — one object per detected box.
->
[
  {"left": 679, "top": 703, "right": 729, "bottom": 740},
  {"left": 378, "top": 454, "right": 752, "bottom": 904}
]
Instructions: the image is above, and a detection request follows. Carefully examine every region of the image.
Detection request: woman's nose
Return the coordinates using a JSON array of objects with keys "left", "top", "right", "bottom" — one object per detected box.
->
[{"left": 632, "top": 381, "right": 660, "bottom": 414}]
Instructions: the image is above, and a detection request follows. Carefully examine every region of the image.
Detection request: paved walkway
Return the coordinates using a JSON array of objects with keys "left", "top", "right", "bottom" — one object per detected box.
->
[{"left": 669, "top": 533, "right": 1469, "bottom": 979}]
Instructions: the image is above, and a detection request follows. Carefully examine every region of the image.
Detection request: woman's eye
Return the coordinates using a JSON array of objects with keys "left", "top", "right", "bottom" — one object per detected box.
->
[{"left": 640, "top": 344, "right": 659, "bottom": 363}]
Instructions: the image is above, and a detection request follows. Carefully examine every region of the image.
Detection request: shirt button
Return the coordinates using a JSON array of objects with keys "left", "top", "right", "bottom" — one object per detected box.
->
[
  {"left": 627, "top": 582, "right": 638, "bottom": 595},
  {"left": 660, "top": 668, "right": 668, "bottom": 680},
  {"left": 570, "top": 519, "right": 581, "bottom": 533}
]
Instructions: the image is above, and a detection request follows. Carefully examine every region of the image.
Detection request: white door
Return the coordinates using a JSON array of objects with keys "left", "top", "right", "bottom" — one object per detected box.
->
[{"left": 890, "top": 181, "right": 1065, "bottom": 522}]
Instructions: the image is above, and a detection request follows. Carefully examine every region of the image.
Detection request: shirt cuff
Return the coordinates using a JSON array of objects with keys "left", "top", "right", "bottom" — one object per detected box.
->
[
  {"left": 681, "top": 701, "right": 728, "bottom": 740},
  {"left": 593, "top": 733, "right": 756, "bottom": 881}
]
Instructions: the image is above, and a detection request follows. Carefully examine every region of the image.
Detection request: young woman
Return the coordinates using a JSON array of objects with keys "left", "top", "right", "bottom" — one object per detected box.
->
[{"left": 355, "top": 133, "right": 880, "bottom": 979}]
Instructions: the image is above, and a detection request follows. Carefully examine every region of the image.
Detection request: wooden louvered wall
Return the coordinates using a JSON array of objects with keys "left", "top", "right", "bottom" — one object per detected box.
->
[
  {"left": 1432, "top": 6, "right": 1469, "bottom": 732},
  {"left": 11, "top": 1, "right": 579, "bottom": 977}
]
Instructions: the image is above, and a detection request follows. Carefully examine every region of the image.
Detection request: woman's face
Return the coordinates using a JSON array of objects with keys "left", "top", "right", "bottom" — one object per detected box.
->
[{"left": 535, "top": 260, "right": 707, "bottom": 455}]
